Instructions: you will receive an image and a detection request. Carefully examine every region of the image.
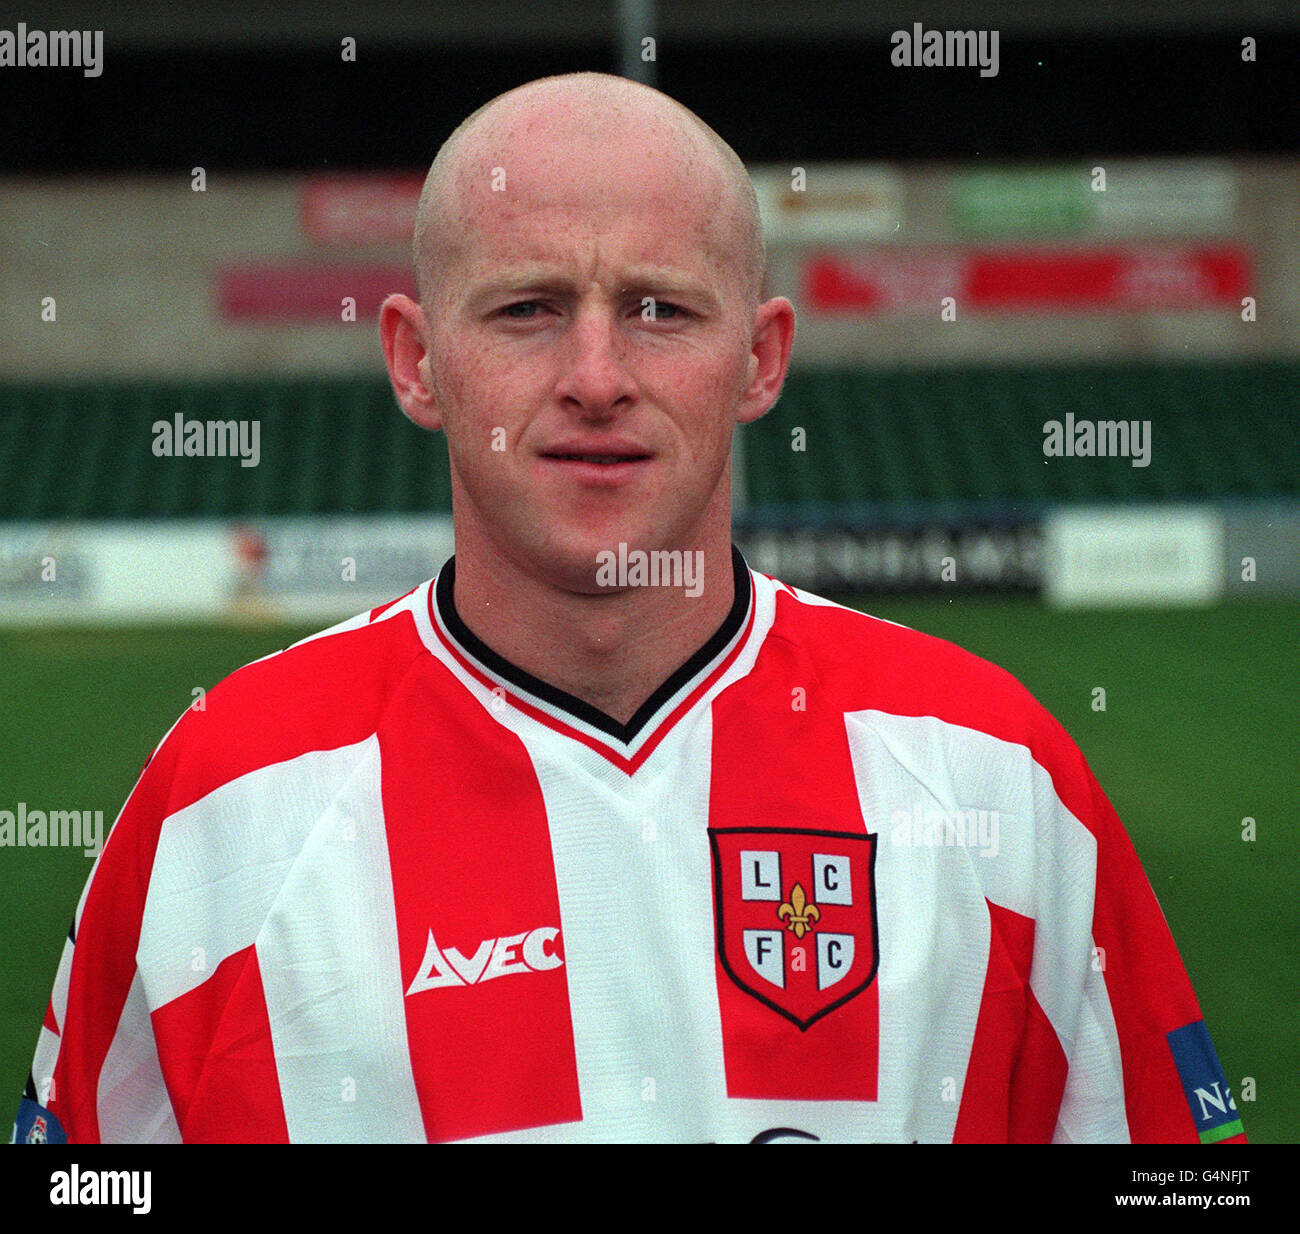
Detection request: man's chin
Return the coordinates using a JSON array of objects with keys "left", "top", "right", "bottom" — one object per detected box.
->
[
  {"left": 532, "top": 530, "right": 670, "bottom": 596},
  {"left": 542, "top": 543, "right": 639, "bottom": 596}
]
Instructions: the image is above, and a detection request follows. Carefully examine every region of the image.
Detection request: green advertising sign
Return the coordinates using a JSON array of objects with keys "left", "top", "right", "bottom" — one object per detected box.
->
[{"left": 952, "top": 169, "right": 1093, "bottom": 236}]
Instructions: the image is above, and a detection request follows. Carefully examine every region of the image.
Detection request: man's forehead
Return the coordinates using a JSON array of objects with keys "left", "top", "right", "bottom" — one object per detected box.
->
[
  {"left": 450, "top": 228, "right": 730, "bottom": 314},
  {"left": 447, "top": 111, "right": 726, "bottom": 213},
  {"left": 441, "top": 137, "right": 736, "bottom": 281},
  {"left": 415, "top": 74, "right": 763, "bottom": 305}
]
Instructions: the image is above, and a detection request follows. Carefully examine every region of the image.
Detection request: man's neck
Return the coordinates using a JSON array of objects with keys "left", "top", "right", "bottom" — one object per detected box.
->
[{"left": 449, "top": 537, "right": 738, "bottom": 726}]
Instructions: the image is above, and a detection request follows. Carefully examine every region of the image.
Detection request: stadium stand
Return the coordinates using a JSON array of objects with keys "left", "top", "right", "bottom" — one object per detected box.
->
[{"left": 1, "top": 361, "right": 1294, "bottom": 521}]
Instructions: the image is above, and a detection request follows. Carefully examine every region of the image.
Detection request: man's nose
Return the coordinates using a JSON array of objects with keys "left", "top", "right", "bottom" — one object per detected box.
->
[{"left": 554, "top": 305, "right": 638, "bottom": 414}]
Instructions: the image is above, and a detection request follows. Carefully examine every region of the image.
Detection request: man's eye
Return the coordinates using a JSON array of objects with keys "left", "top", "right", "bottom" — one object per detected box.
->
[
  {"left": 641, "top": 300, "right": 683, "bottom": 320},
  {"left": 502, "top": 301, "right": 541, "bottom": 319}
]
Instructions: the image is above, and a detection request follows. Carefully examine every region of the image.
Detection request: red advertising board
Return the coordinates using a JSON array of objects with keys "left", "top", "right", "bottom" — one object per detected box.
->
[
  {"left": 301, "top": 174, "right": 424, "bottom": 246},
  {"left": 804, "top": 246, "right": 1251, "bottom": 313},
  {"left": 218, "top": 265, "right": 415, "bottom": 321}
]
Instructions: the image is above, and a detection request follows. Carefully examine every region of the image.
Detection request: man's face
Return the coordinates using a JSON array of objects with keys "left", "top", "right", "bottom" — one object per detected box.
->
[{"left": 418, "top": 125, "right": 766, "bottom": 592}]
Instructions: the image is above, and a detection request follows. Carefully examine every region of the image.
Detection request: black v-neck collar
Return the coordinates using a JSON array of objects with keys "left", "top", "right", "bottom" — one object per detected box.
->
[{"left": 434, "top": 546, "right": 752, "bottom": 745}]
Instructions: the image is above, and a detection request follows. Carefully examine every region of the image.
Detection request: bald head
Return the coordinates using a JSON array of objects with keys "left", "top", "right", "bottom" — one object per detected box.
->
[{"left": 412, "top": 72, "right": 765, "bottom": 309}]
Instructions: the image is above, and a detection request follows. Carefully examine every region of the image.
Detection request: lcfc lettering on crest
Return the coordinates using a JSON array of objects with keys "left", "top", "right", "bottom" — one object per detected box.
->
[{"left": 742, "top": 851, "right": 856, "bottom": 993}]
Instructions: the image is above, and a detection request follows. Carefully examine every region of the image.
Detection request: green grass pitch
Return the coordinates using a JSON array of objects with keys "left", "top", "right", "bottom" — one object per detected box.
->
[{"left": 1, "top": 597, "right": 1294, "bottom": 1141}]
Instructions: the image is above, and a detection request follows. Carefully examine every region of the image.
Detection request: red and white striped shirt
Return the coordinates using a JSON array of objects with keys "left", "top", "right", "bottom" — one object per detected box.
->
[{"left": 17, "top": 550, "right": 1244, "bottom": 1143}]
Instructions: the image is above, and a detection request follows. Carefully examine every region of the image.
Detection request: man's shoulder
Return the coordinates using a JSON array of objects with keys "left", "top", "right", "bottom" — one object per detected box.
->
[
  {"left": 762, "top": 573, "right": 1028, "bottom": 691},
  {"left": 216, "top": 582, "right": 430, "bottom": 707},
  {"left": 758, "top": 574, "right": 1062, "bottom": 747},
  {"left": 146, "top": 584, "right": 435, "bottom": 800},
  {"left": 756, "top": 574, "right": 1107, "bottom": 825}
]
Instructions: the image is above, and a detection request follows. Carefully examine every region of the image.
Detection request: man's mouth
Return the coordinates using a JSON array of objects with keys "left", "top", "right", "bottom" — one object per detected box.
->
[{"left": 543, "top": 453, "right": 651, "bottom": 465}]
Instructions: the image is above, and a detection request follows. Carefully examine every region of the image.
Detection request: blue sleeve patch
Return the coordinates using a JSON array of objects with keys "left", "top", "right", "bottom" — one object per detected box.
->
[
  {"left": 10, "top": 1097, "right": 68, "bottom": 1144},
  {"left": 1166, "top": 1019, "right": 1243, "bottom": 1143}
]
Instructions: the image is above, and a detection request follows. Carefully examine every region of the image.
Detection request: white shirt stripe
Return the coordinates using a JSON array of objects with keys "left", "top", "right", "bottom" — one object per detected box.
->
[{"left": 255, "top": 737, "right": 425, "bottom": 1142}]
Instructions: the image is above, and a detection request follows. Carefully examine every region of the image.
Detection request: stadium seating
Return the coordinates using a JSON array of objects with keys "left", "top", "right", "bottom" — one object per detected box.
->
[{"left": 0, "top": 362, "right": 1294, "bottom": 521}]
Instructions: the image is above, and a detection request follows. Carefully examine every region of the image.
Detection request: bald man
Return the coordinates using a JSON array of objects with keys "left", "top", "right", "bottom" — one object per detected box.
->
[
  {"left": 380, "top": 72, "right": 790, "bottom": 726},
  {"left": 16, "top": 74, "right": 1241, "bottom": 1146}
]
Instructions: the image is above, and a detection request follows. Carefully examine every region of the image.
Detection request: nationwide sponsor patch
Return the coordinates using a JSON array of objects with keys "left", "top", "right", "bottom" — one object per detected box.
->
[
  {"left": 1166, "top": 1019, "right": 1245, "bottom": 1143},
  {"left": 10, "top": 1097, "right": 67, "bottom": 1144},
  {"left": 710, "top": 827, "right": 878, "bottom": 1030}
]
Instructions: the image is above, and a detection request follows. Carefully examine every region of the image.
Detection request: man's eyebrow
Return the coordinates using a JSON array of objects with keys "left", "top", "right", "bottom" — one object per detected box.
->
[
  {"left": 466, "top": 273, "right": 574, "bottom": 304},
  {"left": 622, "top": 274, "right": 721, "bottom": 312},
  {"left": 465, "top": 268, "right": 721, "bottom": 312}
]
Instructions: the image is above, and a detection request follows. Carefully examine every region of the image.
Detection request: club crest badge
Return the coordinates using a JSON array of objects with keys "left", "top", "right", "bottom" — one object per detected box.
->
[{"left": 710, "top": 827, "right": 878, "bottom": 1030}]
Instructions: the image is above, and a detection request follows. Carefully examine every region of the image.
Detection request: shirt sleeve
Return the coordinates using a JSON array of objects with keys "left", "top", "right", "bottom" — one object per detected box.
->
[{"left": 1036, "top": 731, "right": 1246, "bottom": 1144}]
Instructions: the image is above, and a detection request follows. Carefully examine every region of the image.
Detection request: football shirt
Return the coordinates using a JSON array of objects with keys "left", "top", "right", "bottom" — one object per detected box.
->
[{"left": 14, "top": 549, "right": 1245, "bottom": 1143}]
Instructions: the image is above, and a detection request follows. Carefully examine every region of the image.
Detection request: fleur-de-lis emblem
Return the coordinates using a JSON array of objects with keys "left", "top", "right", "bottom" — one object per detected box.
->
[{"left": 777, "top": 883, "right": 821, "bottom": 938}]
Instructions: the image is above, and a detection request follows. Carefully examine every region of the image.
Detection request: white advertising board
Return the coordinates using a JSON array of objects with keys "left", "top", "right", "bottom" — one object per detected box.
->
[
  {"left": 0, "top": 516, "right": 455, "bottom": 624},
  {"left": 1044, "top": 506, "right": 1225, "bottom": 608}
]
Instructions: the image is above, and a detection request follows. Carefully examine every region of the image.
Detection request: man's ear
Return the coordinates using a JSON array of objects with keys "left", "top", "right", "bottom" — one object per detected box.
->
[
  {"left": 380, "top": 293, "right": 443, "bottom": 432},
  {"left": 735, "top": 296, "right": 796, "bottom": 426}
]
